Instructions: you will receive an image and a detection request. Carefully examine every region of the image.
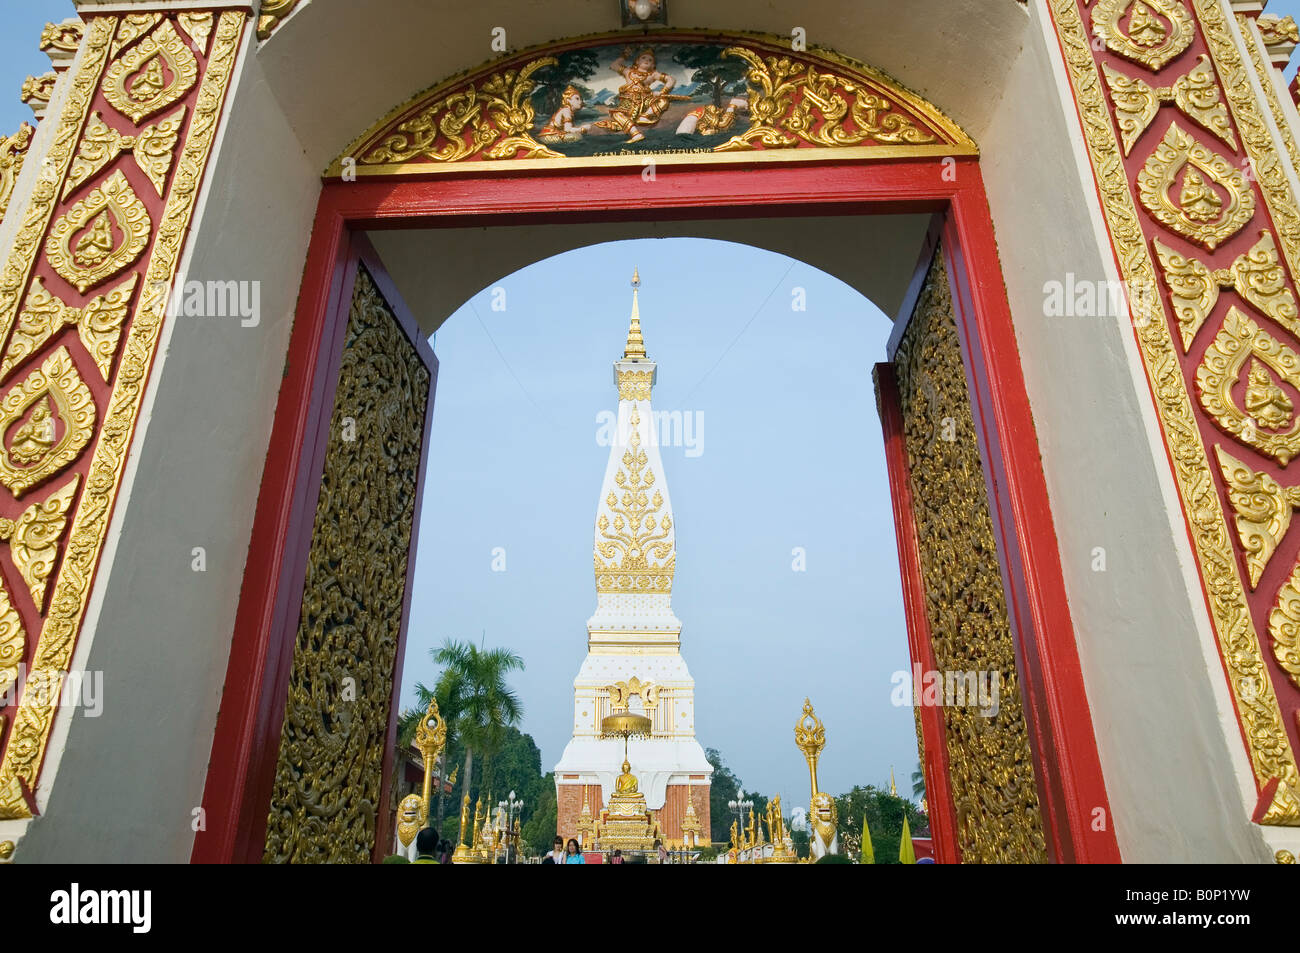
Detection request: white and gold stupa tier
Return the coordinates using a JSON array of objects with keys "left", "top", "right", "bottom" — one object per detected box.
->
[{"left": 554, "top": 271, "right": 712, "bottom": 845}]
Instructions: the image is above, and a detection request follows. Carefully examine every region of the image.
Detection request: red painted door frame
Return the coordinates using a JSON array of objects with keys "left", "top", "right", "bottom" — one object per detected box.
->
[
  {"left": 193, "top": 154, "right": 1121, "bottom": 863},
  {"left": 192, "top": 231, "right": 436, "bottom": 863}
]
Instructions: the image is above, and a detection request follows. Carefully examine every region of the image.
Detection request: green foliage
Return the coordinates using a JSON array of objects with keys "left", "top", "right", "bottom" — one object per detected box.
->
[
  {"left": 705, "top": 747, "right": 774, "bottom": 843},
  {"left": 671, "top": 46, "right": 749, "bottom": 108},
  {"left": 521, "top": 772, "right": 558, "bottom": 856},
  {"left": 532, "top": 49, "right": 602, "bottom": 115},
  {"left": 381, "top": 854, "right": 410, "bottom": 864},
  {"left": 833, "top": 785, "right": 926, "bottom": 865},
  {"left": 440, "top": 814, "right": 459, "bottom": 844},
  {"left": 706, "top": 747, "right": 738, "bottom": 842},
  {"left": 912, "top": 762, "right": 926, "bottom": 800}
]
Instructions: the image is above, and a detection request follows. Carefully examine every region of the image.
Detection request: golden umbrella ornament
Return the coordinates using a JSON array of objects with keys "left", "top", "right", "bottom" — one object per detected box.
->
[{"left": 601, "top": 710, "right": 652, "bottom": 758}]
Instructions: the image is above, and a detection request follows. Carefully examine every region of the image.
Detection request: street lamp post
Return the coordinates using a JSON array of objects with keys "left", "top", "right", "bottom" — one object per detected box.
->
[
  {"left": 497, "top": 790, "right": 524, "bottom": 863},
  {"left": 727, "top": 789, "right": 753, "bottom": 862}
]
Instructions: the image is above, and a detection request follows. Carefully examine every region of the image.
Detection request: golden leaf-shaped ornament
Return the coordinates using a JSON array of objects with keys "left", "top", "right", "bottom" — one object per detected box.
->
[
  {"left": 3, "top": 273, "right": 136, "bottom": 383},
  {"left": 1214, "top": 444, "right": 1300, "bottom": 588},
  {"left": 102, "top": 20, "right": 197, "bottom": 124},
  {"left": 44, "top": 169, "right": 150, "bottom": 293},
  {"left": 1092, "top": 0, "right": 1195, "bottom": 72},
  {"left": 1268, "top": 557, "right": 1300, "bottom": 688},
  {"left": 0, "top": 475, "right": 80, "bottom": 609},
  {"left": 0, "top": 346, "right": 96, "bottom": 497},
  {"left": 1196, "top": 308, "right": 1300, "bottom": 464},
  {"left": 1138, "top": 122, "right": 1254, "bottom": 251},
  {"left": 1154, "top": 231, "right": 1299, "bottom": 350}
]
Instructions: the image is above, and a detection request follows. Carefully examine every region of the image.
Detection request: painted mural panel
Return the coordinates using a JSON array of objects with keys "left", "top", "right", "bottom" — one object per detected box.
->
[
  {"left": 530, "top": 43, "right": 752, "bottom": 156},
  {"left": 334, "top": 34, "right": 976, "bottom": 176}
]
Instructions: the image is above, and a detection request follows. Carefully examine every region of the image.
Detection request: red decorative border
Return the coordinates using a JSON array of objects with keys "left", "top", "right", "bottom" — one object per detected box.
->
[{"left": 196, "top": 155, "right": 1120, "bottom": 863}]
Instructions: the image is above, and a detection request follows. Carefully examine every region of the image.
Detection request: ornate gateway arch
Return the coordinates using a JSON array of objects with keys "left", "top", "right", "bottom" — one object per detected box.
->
[{"left": 0, "top": 0, "right": 1295, "bottom": 865}]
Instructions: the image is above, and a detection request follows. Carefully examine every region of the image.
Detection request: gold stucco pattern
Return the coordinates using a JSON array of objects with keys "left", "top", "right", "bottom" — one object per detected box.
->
[
  {"left": 1047, "top": 0, "right": 1300, "bottom": 825},
  {"left": 893, "top": 250, "right": 1048, "bottom": 862}
]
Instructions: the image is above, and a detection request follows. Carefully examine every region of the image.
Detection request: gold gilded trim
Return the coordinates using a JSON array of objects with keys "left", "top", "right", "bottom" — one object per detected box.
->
[
  {"left": 1268, "top": 557, "right": 1300, "bottom": 689},
  {"left": 595, "top": 407, "right": 674, "bottom": 594},
  {"left": 65, "top": 109, "right": 185, "bottom": 200},
  {"left": 0, "top": 476, "right": 79, "bottom": 611},
  {"left": 1048, "top": 0, "right": 1299, "bottom": 825},
  {"left": 177, "top": 12, "right": 213, "bottom": 56},
  {"left": 0, "top": 124, "right": 34, "bottom": 226},
  {"left": 1237, "top": 13, "right": 1300, "bottom": 181},
  {"left": 1091, "top": 0, "right": 1196, "bottom": 72},
  {"left": 714, "top": 47, "right": 937, "bottom": 151},
  {"left": 1136, "top": 121, "right": 1254, "bottom": 251},
  {"left": 1196, "top": 1, "right": 1300, "bottom": 306},
  {"left": 111, "top": 13, "right": 161, "bottom": 59},
  {"left": 0, "top": 346, "right": 95, "bottom": 497},
  {"left": 0, "top": 577, "right": 26, "bottom": 735},
  {"left": 0, "top": 18, "right": 113, "bottom": 385},
  {"left": 1215, "top": 444, "right": 1300, "bottom": 588},
  {"left": 894, "top": 249, "right": 1048, "bottom": 861},
  {"left": 617, "top": 370, "right": 653, "bottom": 400},
  {"left": 1154, "top": 231, "right": 1298, "bottom": 350},
  {"left": 4, "top": 274, "right": 137, "bottom": 383},
  {"left": 0, "top": 10, "right": 246, "bottom": 821},
  {"left": 1103, "top": 56, "right": 1236, "bottom": 156}
]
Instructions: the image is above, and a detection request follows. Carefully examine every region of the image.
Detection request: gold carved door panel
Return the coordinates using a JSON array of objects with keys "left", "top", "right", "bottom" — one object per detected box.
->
[
  {"left": 892, "top": 249, "right": 1049, "bottom": 863},
  {"left": 262, "top": 262, "right": 432, "bottom": 863}
]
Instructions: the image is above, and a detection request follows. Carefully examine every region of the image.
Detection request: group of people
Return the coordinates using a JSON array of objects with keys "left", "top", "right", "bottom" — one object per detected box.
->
[
  {"left": 540, "top": 837, "right": 669, "bottom": 864},
  {"left": 542, "top": 838, "right": 589, "bottom": 864},
  {"left": 409, "top": 829, "right": 671, "bottom": 864}
]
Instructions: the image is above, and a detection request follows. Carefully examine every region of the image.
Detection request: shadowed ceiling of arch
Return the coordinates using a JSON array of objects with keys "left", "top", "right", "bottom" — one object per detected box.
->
[
  {"left": 368, "top": 214, "right": 932, "bottom": 337},
  {"left": 254, "top": 0, "right": 1030, "bottom": 169}
]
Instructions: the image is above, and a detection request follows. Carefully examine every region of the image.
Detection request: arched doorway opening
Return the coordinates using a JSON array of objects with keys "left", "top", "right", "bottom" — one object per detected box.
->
[{"left": 189, "top": 30, "right": 1118, "bottom": 865}]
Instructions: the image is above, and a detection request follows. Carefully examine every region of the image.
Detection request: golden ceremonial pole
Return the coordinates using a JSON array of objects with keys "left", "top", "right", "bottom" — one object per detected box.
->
[{"left": 397, "top": 697, "right": 446, "bottom": 854}]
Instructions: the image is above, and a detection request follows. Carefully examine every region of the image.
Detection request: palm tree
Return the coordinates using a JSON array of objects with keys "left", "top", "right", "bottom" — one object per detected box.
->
[
  {"left": 912, "top": 762, "right": 926, "bottom": 801},
  {"left": 433, "top": 638, "right": 524, "bottom": 824}
]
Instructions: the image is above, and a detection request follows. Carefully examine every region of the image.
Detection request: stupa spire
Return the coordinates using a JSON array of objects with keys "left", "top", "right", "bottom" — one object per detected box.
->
[{"left": 624, "top": 268, "right": 647, "bottom": 360}]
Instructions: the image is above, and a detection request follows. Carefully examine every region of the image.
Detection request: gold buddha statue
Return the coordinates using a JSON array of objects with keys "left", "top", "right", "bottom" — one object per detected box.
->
[
  {"left": 607, "top": 760, "right": 647, "bottom": 817},
  {"left": 595, "top": 758, "right": 659, "bottom": 850}
]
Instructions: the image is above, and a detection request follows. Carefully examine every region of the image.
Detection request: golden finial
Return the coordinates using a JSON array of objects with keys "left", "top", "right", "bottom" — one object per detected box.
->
[
  {"left": 794, "top": 698, "right": 826, "bottom": 797},
  {"left": 624, "top": 268, "right": 647, "bottom": 360},
  {"left": 889, "top": 765, "right": 897, "bottom": 797}
]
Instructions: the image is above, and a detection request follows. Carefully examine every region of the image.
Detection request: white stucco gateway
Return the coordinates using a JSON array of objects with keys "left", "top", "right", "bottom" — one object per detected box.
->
[
  {"left": 553, "top": 275, "right": 712, "bottom": 840},
  {"left": 0, "top": 0, "right": 1298, "bottom": 865}
]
